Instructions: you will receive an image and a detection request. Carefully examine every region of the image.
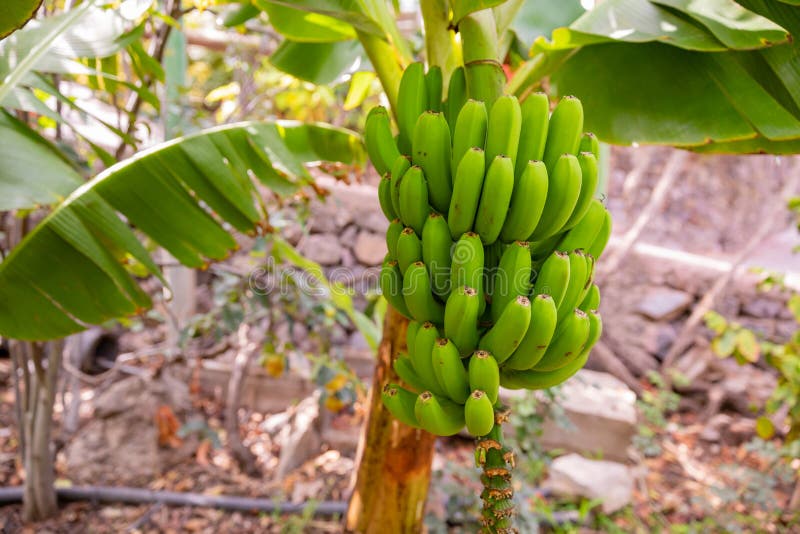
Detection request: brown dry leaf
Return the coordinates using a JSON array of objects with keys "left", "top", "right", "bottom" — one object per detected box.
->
[{"left": 155, "top": 405, "right": 182, "bottom": 448}]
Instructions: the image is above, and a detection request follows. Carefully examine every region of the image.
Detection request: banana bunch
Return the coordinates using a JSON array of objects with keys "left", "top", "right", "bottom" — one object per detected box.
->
[{"left": 368, "top": 62, "right": 613, "bottom": 438}]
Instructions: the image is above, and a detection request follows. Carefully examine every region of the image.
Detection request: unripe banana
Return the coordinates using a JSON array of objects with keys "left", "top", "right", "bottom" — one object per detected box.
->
[
  {"left": 500, "top": 351, "right": 589, "bottom": 390},
  {"left": 448, "top": 147, "right": 486, "bottom": 240},
  {"left": 451, "top": 99, "right": 488, "bottom": 172},
  {"left": 532, "top": 309, "right": 591, "bottom": 372},
  {"left": 415, "top": 391, "right": 465, "bottom": 436},
  {"left": 529, "top": 153, "right": 582, "bottom": 241},
  {"left": 382, "top": 384, "right": 421, "bottom": 428},
  {"left": 451, "top": 232, "right": 485, "bottom": 310},
  {"left": 579, "top": 283, "right": 600, "bottom": 312},
  {"left": 474, "top": 155, "right": 514, "bottom": 246},
  {"left": 479, "top": 295, "right": 532, "bottom": 364},
  {"left": 485, "top": 95, "right": 522, "bottom": 167},
  {"left": 381, "top": 258, "right": 412, "bottom": 319},
  {"left": 542, "top": 95, "right": 584, "bottom": 173},
  {"left": 579, "top": 132, "right": 600, "bottom": 160},
  {"left": 398, "top": 166, "right": 430, "bottom": 235},
  {"left": 562, "top": 152, "right": 599, "bottom": 231},
  {"left": 413, "top": 322, "right": 448, "bottom": 396},
  {"left": 581, "top": 309, "right": 603, "bottom": 358},
  {"left": 468, "top": 350, "right": 500, "bottom": 404},
  {"left": 407, "top": 318, "right": 420, "bottom": 353},
  {"left": 532, "top": 251, "right": 570, "bottom": 309},
  {"left": 557, "top": 250, "right": 589, "bottom": 321},
  {"left": 412, "top": 111, "right": 452, "bottom": 213},
  {"left": 378, "top": 173, "right": 397, "bottom": 221},
  {"left": 422, "top": 212, "right": 453, "bottom": 299},
  {"left": 365, "top": 106, "right": 401, "bottom": 175},
  {"left": 515, "top": 92, "right": 550, "bottom": 180},
  {"left": 397, "top": 62, "right": 428, "bottom": 155},
  {"left": 504, "top": 294, "right": 558, "bottom": 370},
  {"left": 557, "top": 198, "right": 606, "bottom": 253},
  {"left": 403, "top": 261, "right": 445, "bottom": 324},
  {"left": 396, "top": 227, "right": 422, "bottom": 274},
  {"left": 587, "top": 207, "right": 612, "bottom": 260},
  {"left": 499, "top": 160, "right": 548, "bottom": 243},
  {"left": 393, "top": 355, "right": 428, "bottom": 393},
  {"left": 386, "top": 218, "right": 403, "bottom": 261},
  {"left": 445, "top": 285, "right": 481, "bottom": 356},
  {"left": 445, "top": 66, "right": 467, "bottom": 134},
  {"left": 390, "top": 154, "right": 412, "bottom": 216},
  {"left": 425, "top": 65, "right": 443, "bottom": 113},
  {"left": 464, "top": 390, "right": 495, "bottom": 436},
  {"left": 432, "top": 338, "right": 470, "bottom": 404},
  {"left": 490, "top": 241, "right": 532, "bottom": 323}
]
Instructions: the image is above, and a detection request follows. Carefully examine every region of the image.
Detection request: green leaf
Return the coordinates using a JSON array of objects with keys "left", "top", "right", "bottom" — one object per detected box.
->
[
  {"left": 0, "top": 0, "right": 41, "bottom": 39},
  {"left": 735, "top": 328, "right": 761, "bottom": 362},
  {"left": 704, "top": 310, "right": 728, "bottom": 334},
  {"left": 222, "top": 2, "right": 262, "bottom": 27},
  {"left": 256, "top": 0, "right": 384, "bottom": 36},
  {"left": 756, "top": 415, "right": 775, "bottom": 439},
  {"left": 256, "top": 1, "right": 356, "bottom": 41},
  {"left": 506, "top": 0, "right": 584, "bottom": 50},
  {"left": 343, "top": 71, "right": 376, "bottom": 110},
  {"left": 0, "top": 121, "right": 364, "bottom": 341},
  {"left": 0, "top": 111, "right": 84, "bottom": 211},
  {"left": 712, "top": 329, "right": 737, "bottom": 357},
  {"left": 270, "top": 38, "right": 362, "bottom": 84},
  {"left": 789, "top": 294, "right": 800, "bottom": 323},
  {"left": 452, "top": 0, "right": 507, "bottom": 25}
]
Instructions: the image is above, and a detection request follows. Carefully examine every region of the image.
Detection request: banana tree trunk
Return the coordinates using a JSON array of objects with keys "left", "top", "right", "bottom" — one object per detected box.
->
[{"left": 346, "top": 307, "right": 436, "bottom": 533}]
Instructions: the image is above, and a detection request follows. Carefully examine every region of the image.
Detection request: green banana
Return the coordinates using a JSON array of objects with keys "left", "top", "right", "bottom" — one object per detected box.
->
[
  {"left": 386, "top": 218, "right": 403, "bottom": 261},
  {"left": 378, "top": 173, "right": 398, "bottom": 221},
  {"left": 382, "top": 384, "right": 421, "bottom": 428},
  {"left": 485, "top": 95, "right": 522, "bottom": 167},
  {"left": 412, "top": 111, "right": 452, "bottom": 213},
  {"left": 422, "top": 212, "right": 453, "bottom": 299},
  {"left": 432, "top": 338, "right": 470, "bottom": 404},
  {"left": 465, "top": 390, "right": 495, "bottom": 436},
  {"left": 557, "top": 199, "right": 606, "bottom": 253},
  {"left": 444, "top": 285, "right": 481, "bottom": 357},
  {"left": 474, "top": 155, "right": 514, "bottom": 246},
  {"left": 479, "top": 295, "right": 531, "bottom": 364},
  {"left": 490, "top": 241, "right": 531, "bottom": 323},
  {"left": 529, "top": 153, "right": 582, "bottom": 241},
  {"left": 556, "top": 250, "right": 589, "bottom": 321},
  {"left": 562, "top": 152, "right": 599, "bottom": 231},
  {"left": 587, "top": 207, "right": 612, "bottom": 260},
  {"left": 425, "top": 65, "right": 443, "bottom": 113},
  {"left": 451, "top": 99, "right": 488, "bottom": 172},
  {"left": 398, "top": 166, "right": 430, "bottom": 235},
  {"left": 532, "top": 251, "right": 570, "bottom": 309},
  {"left": 445, "top": 66, "right": 467, "bottom": 134},
  {"left": 500, "top": 351, "right": 588, "bottom": 390},
  {"left": 468, "top": 350, "right": 500, "bottom": 404},
  {"left": 581, "top": 309, "right": 603, "bottom": 358},
  {"left": 403, "top": 261, "right": 445, "bottom": 324},
  {"left": 579, "top": 132, "right": 600, "bottom": 160},
  {"left": 450, "top": 232, "right": 485, "bottom": 311},
  {"left": 503, "top": 294, "right": 558, "bottom": 370},
  {"left": 413, "top": 322, "right": 448, "bottom": 396},
  {"left": 515, "top": 92, "right": 550, "bottom": 180},
  {"left": 579, "top": 283, "right": 600, "bottom": 312},
  {"left": 499, "top": 159, "right": 549, "bottom": 243},
  {"left": 396, "top": 227, "right": 423, "bottom": 274},
  {"left": 406, "top": 320, "right": 420, "bottom": 358},
  {"left": 542, "top": 95, "right": 584, "bottom": 173},
  {"left": 448, "top": 147, "right": 486, "bottom": 240},
  {"left": 532, "top": 309, "right": 591, "bottom": 372},
  {"left": 365, "top": 106, "right": 401, "bottom": 175},
  {"left": 415, "top": 391, "right": 465, "bottom": 436},
  {"left": 396, "top": 62, "right": 428, "bottom": 155},
  {"left": 380, "top": 258, "right": 412, "bottom": 319},
  {"left": 390, "top": 154, "right": 412, "bottom": 217},
  {"left": 393, "top": 355, "right": 428, "bottom": 393}
]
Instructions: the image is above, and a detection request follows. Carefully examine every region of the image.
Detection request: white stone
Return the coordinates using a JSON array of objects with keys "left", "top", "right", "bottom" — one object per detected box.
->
[
  {"left": 636, "top": 287, "right": 693, "bottom": 321},
  {"left": 353, "top": 231, "right": 387, "bottom": 266},
  {"left": 545, "top": 453, "right": 634, "bottom": 513},
  {"left": 299, "top": 233, "right": 342, "bottom": 265}
]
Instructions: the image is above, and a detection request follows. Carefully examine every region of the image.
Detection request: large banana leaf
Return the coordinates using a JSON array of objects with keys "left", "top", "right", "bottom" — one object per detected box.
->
[
  {"left": 511, "top": 0, "right": 800, "bottom": 154},
  {"left": 0, "top": 121, "right": 364, "bottom": 341},
  {"left": 0, "top": 0, "right": 41, "bottom": 39}
]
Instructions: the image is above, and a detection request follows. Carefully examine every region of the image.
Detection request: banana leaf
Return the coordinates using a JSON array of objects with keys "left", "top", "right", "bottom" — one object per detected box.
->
[
  {"left": 0, "top": 121, "right": 364, "bottom": 341},
  {"left": 0, "top": 0, "right": 41, "bottom": 39}
]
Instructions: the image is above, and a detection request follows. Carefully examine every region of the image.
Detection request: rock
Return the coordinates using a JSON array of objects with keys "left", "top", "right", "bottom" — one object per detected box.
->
[
  {"left": 636, "top": 287, "right": 693, "bottom": 321},
  {"left": 357, "top": 211, "right": 389, "bottom": 234},
  {"left": 262, "top": 411, "right": 291, "bottom": 435},
  {"left": 353, "top": 231, "right": 387, "bottom": 266},
  {"left": 544, "top": 453, "right": 634, "bottom": 513},
  {"left": 348, "top": 330, "right": 371, "bottom": 351},
  {"left": 275, "top": 393, "right": 322, "bottom": 479},
  {"left": 299, "top": 233, "right": 342, "bottom": 265},
  {"left": 341, "top": 248, "right": 356, "bottom": 268},
  {"left": 340, "top": 225, "right": 359, "bottom": 248},
  {"left": 308, "top": 199, "right": 353, "bottom": 233},
  {"left": 639, "top": 322, "right": 677, "bottom": 359}
]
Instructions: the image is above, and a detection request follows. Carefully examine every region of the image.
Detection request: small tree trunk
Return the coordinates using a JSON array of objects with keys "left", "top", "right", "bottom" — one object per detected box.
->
[
  {"left": 346, "top": 307, "right": 437, "bottom": 533},
  {"left": 225, "top": 324, "right": 259, "bottom": 475}
]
